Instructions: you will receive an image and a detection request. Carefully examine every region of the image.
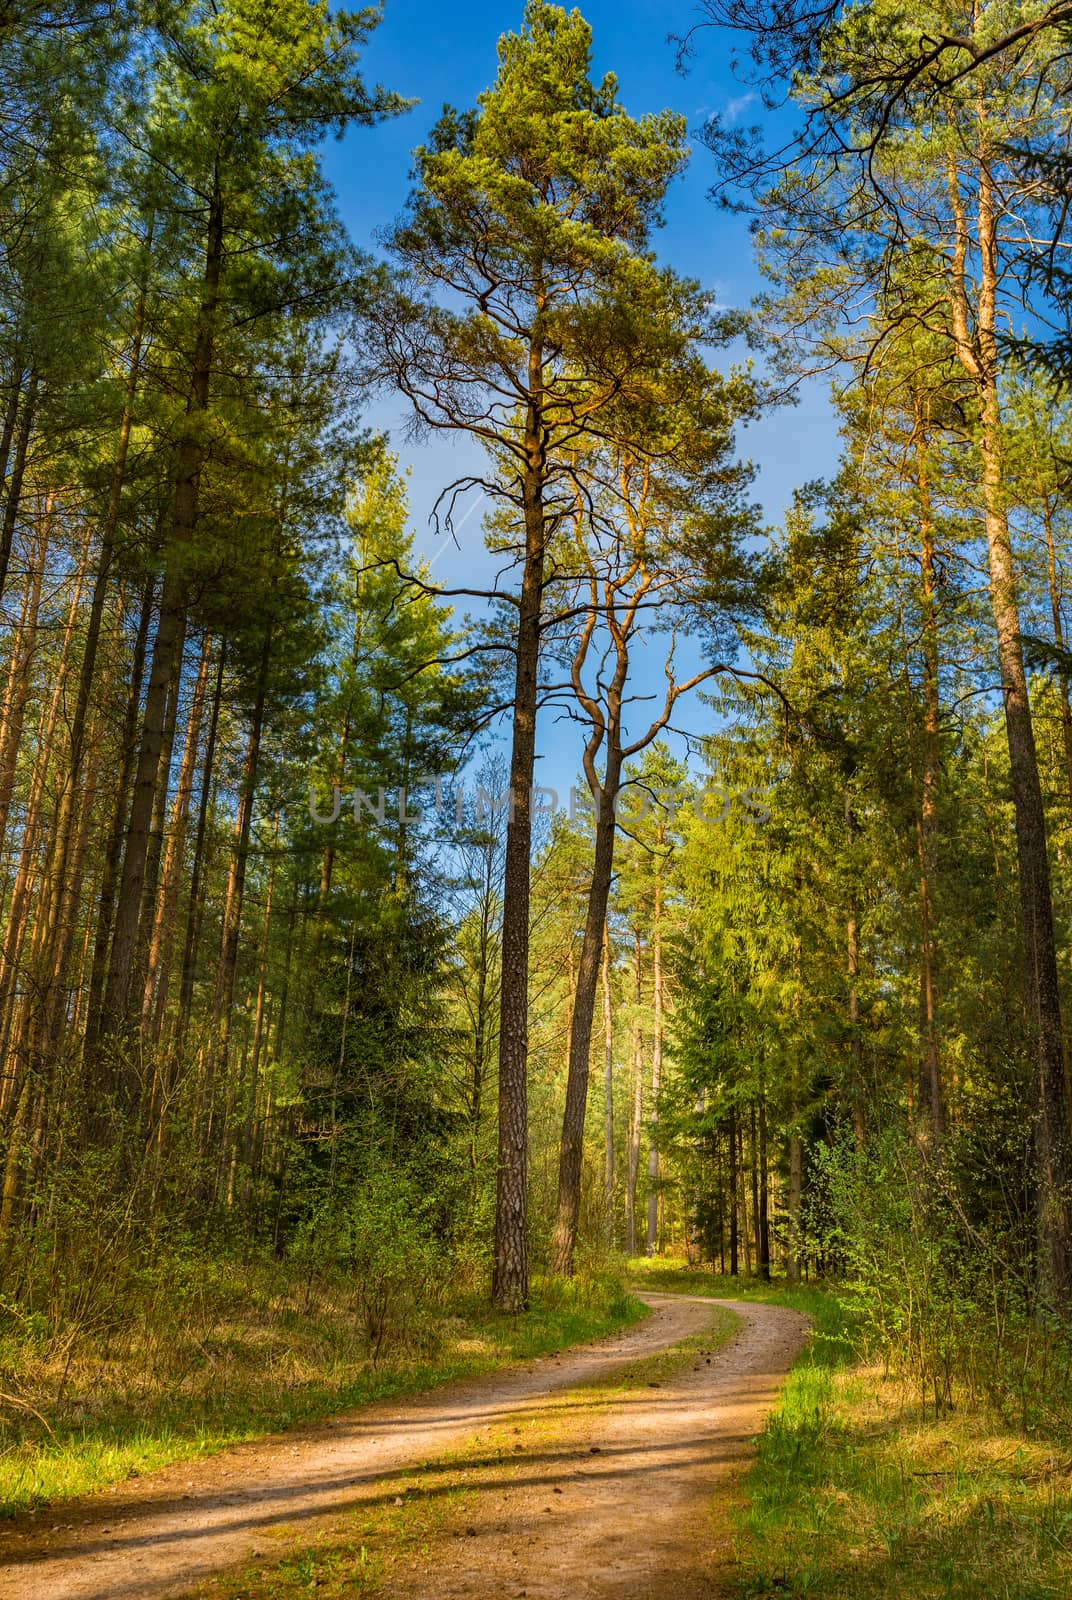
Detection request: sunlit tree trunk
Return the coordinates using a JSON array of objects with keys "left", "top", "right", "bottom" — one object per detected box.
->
[
  {"left": 950, "top": 146, "right": 1072, "bottom": 1298},
  {"left": 602, "top": 926, "right": 614, "bottom": 1247},
  {"left": 645, "top": 857, "right": 664, "bottom": 1256}
]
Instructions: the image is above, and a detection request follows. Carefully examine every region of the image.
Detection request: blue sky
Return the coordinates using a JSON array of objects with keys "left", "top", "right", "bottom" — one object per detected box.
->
[{"left": 321, "top": 0, "right": 839, "bottom": 798}]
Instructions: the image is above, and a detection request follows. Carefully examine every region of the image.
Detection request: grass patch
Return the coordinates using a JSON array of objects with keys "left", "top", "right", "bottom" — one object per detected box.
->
[
  {"left": 0, "top": 1262, "right": 644, "bottom": 1519},
  {"left": 729, "top": 1276, "right": 1072, "bottom": 1598}
]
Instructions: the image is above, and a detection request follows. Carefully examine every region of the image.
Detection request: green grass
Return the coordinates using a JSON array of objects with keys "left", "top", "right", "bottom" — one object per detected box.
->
[
  {"left": 0, "top": 1269, "right": 646, "bottom": 1519},
  {"left": 687, "top": 1269, "right": 1072, "bottom": 1599}
]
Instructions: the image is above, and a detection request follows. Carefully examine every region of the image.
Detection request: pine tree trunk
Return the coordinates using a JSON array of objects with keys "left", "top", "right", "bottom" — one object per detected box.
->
[
  {"left": 243, "top": 814, "right": 279, "bottom": 1185},
  {"left": 133, "top": 633, "right": 185, "bottom": 1010},
  {"left": 1040, "top": 490, "right": 1072, "bottom": 810},
  {"left": 751, "top": 1100, "right": 761, "bottom": 1277},
  {"left": 949, "top": 148, "right": 1072, "bottom": 1300},
  {"left": 758, "top": 1093, "right": 771, "bottom": 1281},
  {"left": 0, "top": 510, "right": 46, "bottom": 860},
  {"left": 201, "top": 631, "right": 271, "bottom": 1197},
  {"left": 83, "top": 575, "right": 155, "bottom": 1067},
  {"left": 38, "top": 251, "right": 150, "bottom": 1044},
  {"left": 787, "top": 1124, "right": 803, "bottom": 1284},
  {"left": 175, "top": 642, "right": 225, "bottom": 1053},
  {"left": 100, "top": 578, "right": 188, "bottom": 1055},
  {"left": 143, "top": 633, "right": 212, "bottom": 1044},
  {"left": 915, "top": 431, "right": 945, "bottom": 1139},
  {"left": 738, "top": 1109, "right": 752, "bottom": 1276},
  {"left": 645, "top": 859, "right": 664, "bottom": 1257},
  {"left": 0, "top": 343, "right": 25, "bottom": 495},
  {"left": 625, "top": 995, "right": 642, "bottom": 1254},
  {"left": 98, "top": 166, "right": 223, "bottom": 1074},
  {"left": 728, "top": 1103, "right": 739, "bottom": 1277},
  {"left": 0, "top": 369, "right": 38, "bottom": 607},
  {"left": 0, "top": 521, "right": 85, "bottom": 1146},
  {"left": 551, "top": 760, "right": 621, "bottom": 1274},
  {"left": 602, "top": 925, "right": 614, "bottom": 1248},
  {"left": 492, "top": 364, "right": 547, "bottom": 1310}
]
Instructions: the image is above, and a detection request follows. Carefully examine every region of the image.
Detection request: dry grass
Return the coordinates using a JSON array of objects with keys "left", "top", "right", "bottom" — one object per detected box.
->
[{"left": 0, "top": 1254, "right": 641, "bottom": 1517}]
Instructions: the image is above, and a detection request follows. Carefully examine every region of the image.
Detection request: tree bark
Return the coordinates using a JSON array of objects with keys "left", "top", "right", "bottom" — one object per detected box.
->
[
  {"left": 98, "top": 164, "right": 223, "bottom": 1073},
  {"left": 175, "top": 642, "right": 225, "bottom": 1055},
  {"left": 83, "top": 575, "right": 155, "bottom": 1068},
  {"left": 1039, "top": 488, "right": 1072, "bottom": 811},
  {"left": 143, "top": 632, "right": 213, "bottom": 1095},
  {"left": 787, "top": 1123, "right": 803, "bottom": 1284},
  {"left": 492, "top": 350, "right": 547, "bottom": 1310},
  {"left": 0, "top": 368, "right": 38, "bottom": 607},
  {"left": 758, "top": 1092, "right": 770, "bottom": 1280},
  {"left": 728, "top": 1102, "right": 739, "bottom": 1276},
  {"left": 949, "top": 148, "right": 1072, "bottom": 1299},
  {"left": 550, "top": 759, "right": 621, "bottom": 1274},
  {"left": 645, "top": 858, "right": 664, "bottom": 1257},
  {"left": 602, "top": 925, "right": 614, "bottom": 1247},
  {"left": 625, "top": 930, "right": 643, "bottom": 1256}
]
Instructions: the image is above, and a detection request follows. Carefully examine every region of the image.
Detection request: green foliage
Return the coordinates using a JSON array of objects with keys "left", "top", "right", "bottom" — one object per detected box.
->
[{"left": 291, "top": 1168, "right": 448, "bottom": 1362}]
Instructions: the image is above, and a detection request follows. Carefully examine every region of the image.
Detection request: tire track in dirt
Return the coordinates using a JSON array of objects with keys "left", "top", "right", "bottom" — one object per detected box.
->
[{"left": 0, "top": 1294, "right": 808, "bottom": 1600}]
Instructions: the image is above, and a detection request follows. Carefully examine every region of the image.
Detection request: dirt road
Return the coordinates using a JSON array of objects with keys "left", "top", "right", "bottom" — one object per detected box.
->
[{"left": 0, "top": 1294, "right": 809, "bottom": 1600}]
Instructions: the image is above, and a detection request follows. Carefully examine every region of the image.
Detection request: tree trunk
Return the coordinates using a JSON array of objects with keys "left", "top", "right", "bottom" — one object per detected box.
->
[
  {"left": 0, "top": 509, "right": 46, "bottom": 858},
  {"left": 550, "top": 759, "right": 621, "bottom": 1274},
  {"left": 175, "top": 641, "right": 225, "bottom": 1054},
  {"left": 0, "top": 368, "right": 38, "bottom": 607},
  {"left": 207, "top": 630, "right": 272, "bottom": 1091},
  {"left": 1040, "top": 488, "right": 1072, "bottom": 811},
  {"left": 758, "top": 1092, "right": 770, "bottom": 1281},
  {"left": 602, "top": 924, "right": 614, "bottom": 1247},
  {"left": 949, "top": 148, "right": 1072, "bottom": 1300},
  {"left": 100, "top": 578, "right": 188, "bottom": 1055},
  {"left": 83, "top": 575, "right": 155, "bottom": 1068},
  {"left": 0, "top": 343, "right": 25, "bottom": 497},
  {"left": 738, "top": 1108, "right": 752, "bottom": 1276},
  {"left": 98, "top": 165, "right": 223, "bottom": 1075},
  {"left": 37, "top": 250, "right": 150, "bottom": 1053},
  {"left": 728, "top": 1103, "right": 739, "bottom": 1276},
  {"left": 786, "top": 1123, "right": 803, "bottom": 1284},
  {"left": 143, "top": 633, "right": 213, "bottom": 1044},
  {"left": 625, "top": 944, "right": 642, "bottom": 1257},
  {"left": 492, "top": 361, "right": 547, "bottom": 1310},
  {"left": 751, "top": 1100, "right": 761, "bottom": 1277},
  {"left": 645, "top": 860, "right": 664, "bottom": 1257}
]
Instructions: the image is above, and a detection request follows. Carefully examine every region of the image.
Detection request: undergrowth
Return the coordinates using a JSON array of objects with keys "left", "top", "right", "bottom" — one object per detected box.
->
[
  {"left": 0, "top": 1254, "right": 641, "bottom": 1517},
  {"left": 684, "top": 1268, "right": 1072, "bottom": 1599}
]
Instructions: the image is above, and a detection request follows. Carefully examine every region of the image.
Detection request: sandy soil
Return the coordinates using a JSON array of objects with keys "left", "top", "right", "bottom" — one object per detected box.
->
[{"left": 0, "top": 1293, "right": 809, "bottom": 1600}]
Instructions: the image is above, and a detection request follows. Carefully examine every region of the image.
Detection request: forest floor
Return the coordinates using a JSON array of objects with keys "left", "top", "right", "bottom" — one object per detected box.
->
[{"left": 0, "top": 1292, "right": 809, "bottom": 1600}]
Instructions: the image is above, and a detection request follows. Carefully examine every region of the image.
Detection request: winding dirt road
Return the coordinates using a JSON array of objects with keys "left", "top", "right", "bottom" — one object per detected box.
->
[{"left": 0, "top": 1293, "right": 809, "bottom": 1600}]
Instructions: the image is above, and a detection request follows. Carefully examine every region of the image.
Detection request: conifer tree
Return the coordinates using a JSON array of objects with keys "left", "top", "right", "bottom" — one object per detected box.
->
[{"left": 370, "top": 0, "right": 694, "bottom": 1306}]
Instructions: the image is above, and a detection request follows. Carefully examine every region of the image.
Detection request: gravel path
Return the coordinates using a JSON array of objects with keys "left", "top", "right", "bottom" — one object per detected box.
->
[{"left": 0, "top": 1293, "right": 809, "bottom": 1600}]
